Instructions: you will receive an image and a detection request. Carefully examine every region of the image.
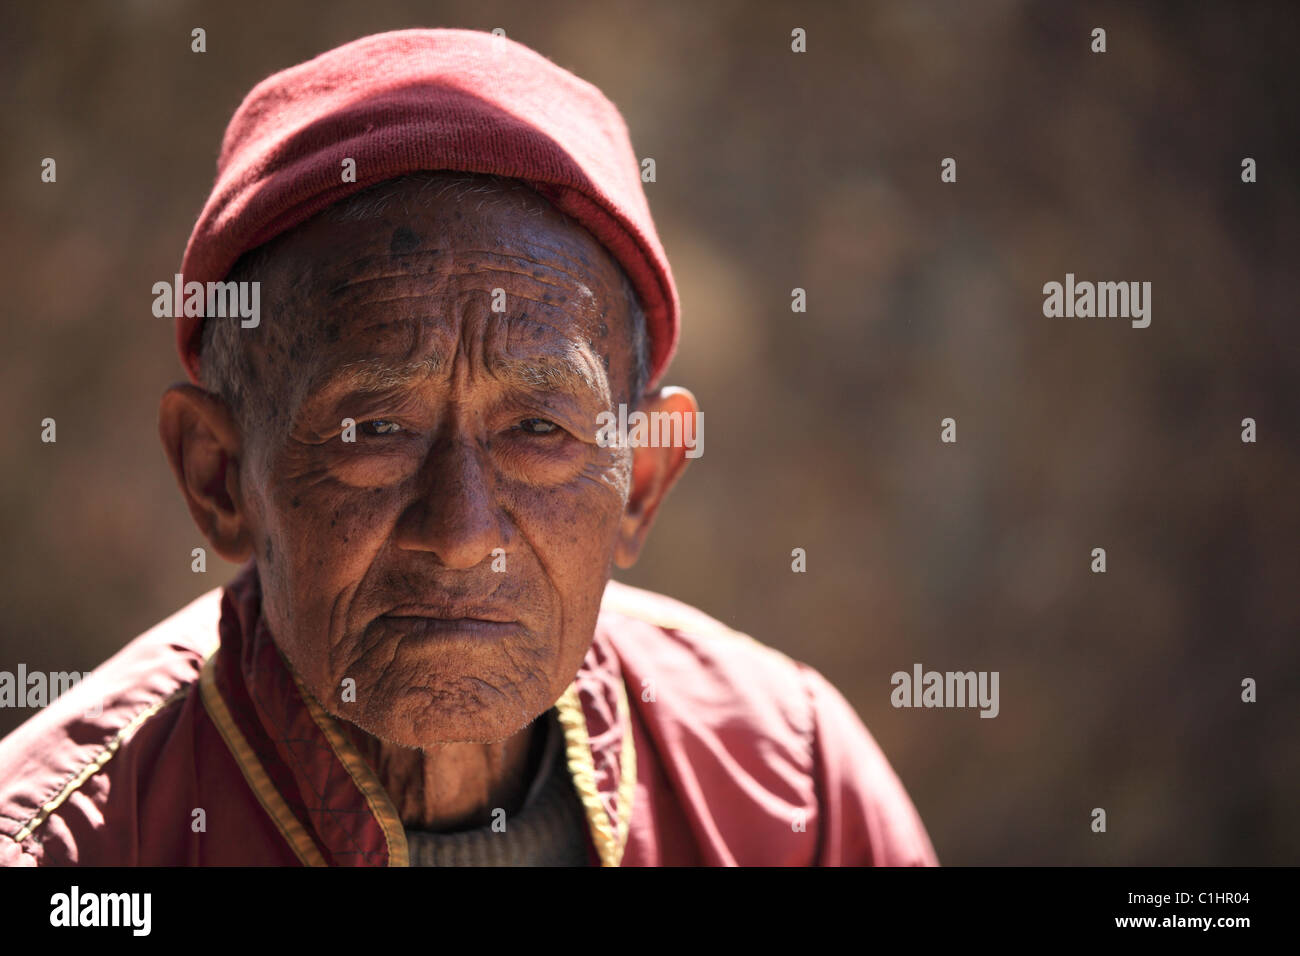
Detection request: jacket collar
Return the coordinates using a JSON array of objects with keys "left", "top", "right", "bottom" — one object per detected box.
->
[{"left": 199, "top": 561, "right": 636, "bottom": 866}]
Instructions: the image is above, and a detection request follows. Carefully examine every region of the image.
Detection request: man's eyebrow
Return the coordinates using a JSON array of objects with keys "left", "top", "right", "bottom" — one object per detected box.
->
[
  {"left": 306, "top": 351, "right": 606, "bottom": 402},
  {"left": 313, "top": 355, "right": 445, "bottom": 395},
  {"left": 487, "top": 311, "right": 610, "bottom": 400},
  {"left": 487, "top": 352, "right": 605, "bottom": 401}
]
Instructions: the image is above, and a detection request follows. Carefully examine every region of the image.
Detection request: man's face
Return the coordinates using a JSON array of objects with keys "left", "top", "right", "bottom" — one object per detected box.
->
[{"left": 238, "top": 179, "right": 637, "bottom": 748}]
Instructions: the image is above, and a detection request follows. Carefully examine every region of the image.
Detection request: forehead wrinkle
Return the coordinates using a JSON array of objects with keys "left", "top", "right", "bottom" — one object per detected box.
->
[
  {"left": 480, "top": 241, "right": 610, "bottom": 290},
  {"left": 322, "top": 249, "right": 606, "bottom": 301},
  {"left": 449, "top": 250, "right": 605, "bottom": 305}
]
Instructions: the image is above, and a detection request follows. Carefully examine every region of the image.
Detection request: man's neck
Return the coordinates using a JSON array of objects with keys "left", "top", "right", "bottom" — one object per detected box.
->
[{"left": 341, "top": 716, "right": 547, "bottom": 831}]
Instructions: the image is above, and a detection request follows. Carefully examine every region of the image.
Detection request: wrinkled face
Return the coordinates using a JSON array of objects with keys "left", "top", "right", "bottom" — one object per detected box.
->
[{"left": 240, "top": 180, "right": 637, "bottom": 747}]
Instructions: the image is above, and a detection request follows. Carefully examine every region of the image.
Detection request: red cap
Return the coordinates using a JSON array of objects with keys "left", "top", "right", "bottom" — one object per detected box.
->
[{"left": 178, "top": 28, "right": 678, "bottom": 387}]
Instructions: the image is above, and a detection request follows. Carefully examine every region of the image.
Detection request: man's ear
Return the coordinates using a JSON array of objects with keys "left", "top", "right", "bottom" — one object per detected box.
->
[
  {"left": 158, "top": 384, "right": 254, "bottom": 563},
  {"left": 614, "top": 386, "right": 701, "bottom": 569}
]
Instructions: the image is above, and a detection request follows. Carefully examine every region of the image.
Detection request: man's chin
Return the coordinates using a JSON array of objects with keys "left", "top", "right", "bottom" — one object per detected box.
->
[{"left": 342, "top": 678, "right": 551, "bottom": 749}]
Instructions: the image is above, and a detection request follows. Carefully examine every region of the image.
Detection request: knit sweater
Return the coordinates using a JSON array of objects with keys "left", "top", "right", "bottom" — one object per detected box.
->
[{"left": 403, "top": 709, "right": 591, "bottom": 866}]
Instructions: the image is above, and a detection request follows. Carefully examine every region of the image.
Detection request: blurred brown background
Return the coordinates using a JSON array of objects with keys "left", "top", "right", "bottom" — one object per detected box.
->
[{"left": 2, "top": 0, "right": 1296, "bottom": 864}]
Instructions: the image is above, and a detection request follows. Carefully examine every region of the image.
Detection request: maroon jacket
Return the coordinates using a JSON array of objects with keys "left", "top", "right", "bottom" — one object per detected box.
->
[{"left": 0, "top": 563, "right": 938, "bottom": 866}]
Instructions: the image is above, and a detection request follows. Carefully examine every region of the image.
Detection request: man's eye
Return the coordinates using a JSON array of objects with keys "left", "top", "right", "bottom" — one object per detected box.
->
[
  {"left": 517, "top": 418, "right": 559, "bottom": 435},
  {"left": 360, "top": 420, "right": 403, "bottom": 435}
]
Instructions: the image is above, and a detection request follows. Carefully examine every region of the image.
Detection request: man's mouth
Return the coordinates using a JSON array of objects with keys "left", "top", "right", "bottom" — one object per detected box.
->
[
  {"left": 384, "top": 604, "right": 517, "bottom": 623},
  {"left": 378, "top": 606, "right": 522, "bottom": 641}
]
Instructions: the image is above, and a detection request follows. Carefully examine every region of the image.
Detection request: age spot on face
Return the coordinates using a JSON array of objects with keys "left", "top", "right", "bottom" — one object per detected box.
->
[{"left": 390, "top": 227, "right": 423, "bottom": 255}]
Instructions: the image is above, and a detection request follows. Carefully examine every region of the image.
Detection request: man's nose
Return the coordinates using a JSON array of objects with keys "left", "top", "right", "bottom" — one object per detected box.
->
[{"left": 395, "top": 437, "right": 506, "bottom": 570}]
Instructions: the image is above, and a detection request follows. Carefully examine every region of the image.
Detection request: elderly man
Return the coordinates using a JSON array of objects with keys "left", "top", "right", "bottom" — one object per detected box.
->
[{"left": 0, "top": 29, "right": 936, "bottom": 866}]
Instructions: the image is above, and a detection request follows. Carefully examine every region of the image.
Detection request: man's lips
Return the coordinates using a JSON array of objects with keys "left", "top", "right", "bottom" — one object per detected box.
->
[
  {"left": 377, "top": 605, "right": 522, "bottom": 641},
  {"left": 382, "top": 604, "right": 518, "bottom": 624}
]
